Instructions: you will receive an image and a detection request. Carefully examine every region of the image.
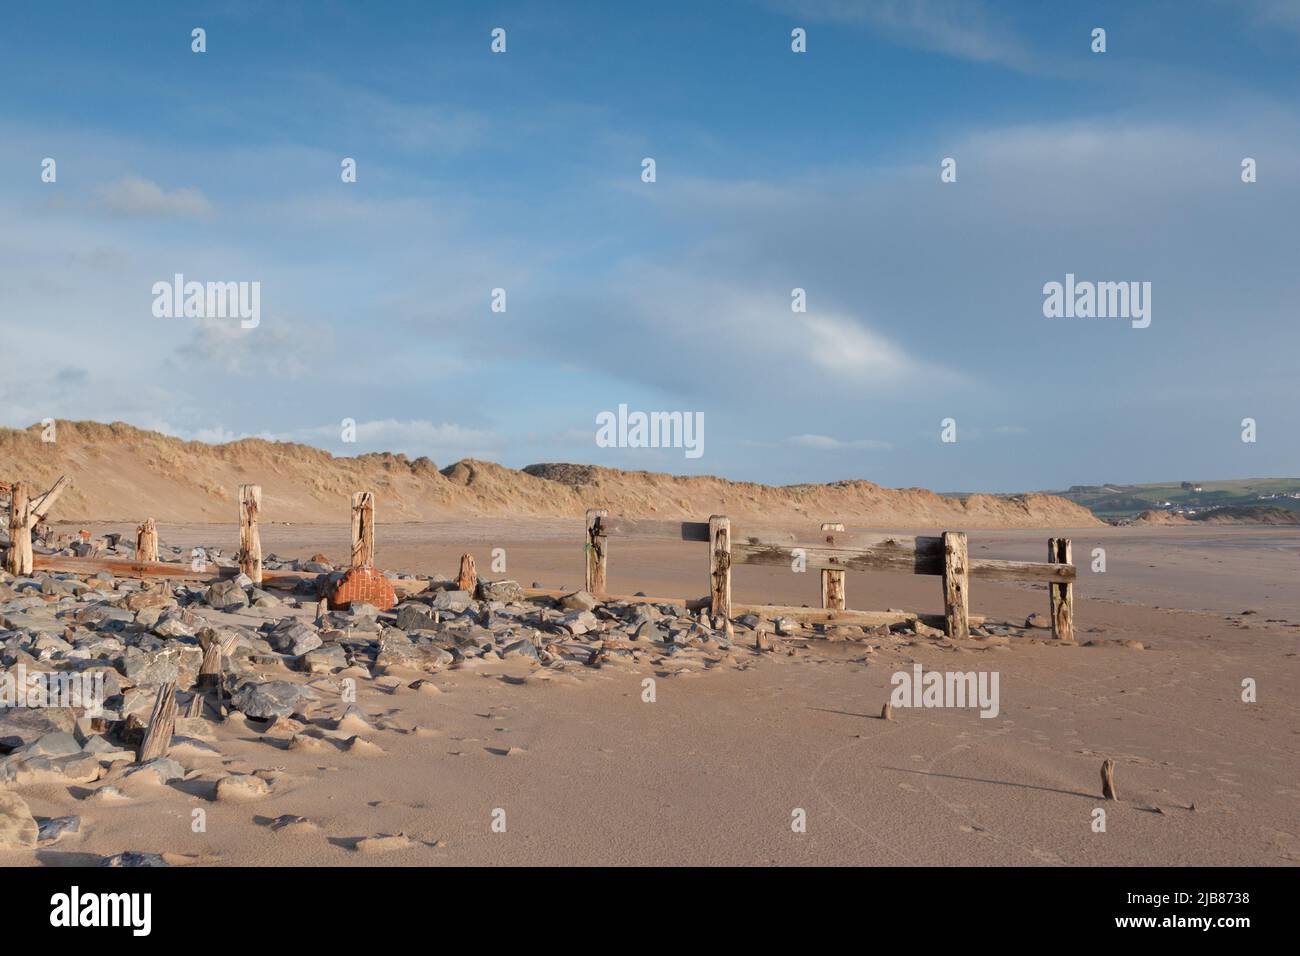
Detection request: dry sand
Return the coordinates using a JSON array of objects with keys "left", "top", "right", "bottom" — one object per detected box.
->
[{"left": 3, "top": 520, "right": 1296, "bottom": 867}]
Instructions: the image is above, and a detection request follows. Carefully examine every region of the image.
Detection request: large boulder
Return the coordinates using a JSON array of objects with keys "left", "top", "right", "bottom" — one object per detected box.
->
[
  {"left": 205, "top": 579, "right": 249, "bottom": 612},
  {"left": 231, "top": 680, "right": 318, "bottom": 719},
  {"left": 394, "top": 605, "right": 436, "bottom": 631},
  {"left": 267, "top": 620, "right": 322, "bottom": 656},
  {"left": 478, "top": 579, "right": 525, "bottom": 603},
  {"left": 559, "top": 590, "right": 598, "bottom": 612},
  {"left": 374, "top": 633, "right": 453, "bottom": 672}
]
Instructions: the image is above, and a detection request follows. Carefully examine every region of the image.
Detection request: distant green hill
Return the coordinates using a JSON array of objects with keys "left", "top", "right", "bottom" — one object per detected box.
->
[{"left": 1048, "top": 478, "right": 1300, "bottom": 519}]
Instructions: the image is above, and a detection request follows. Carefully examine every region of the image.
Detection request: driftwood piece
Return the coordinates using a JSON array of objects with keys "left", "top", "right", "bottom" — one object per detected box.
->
[
  {"left": 456, "top": 553, "right": 477, "bottom": 594},
  {"left": 1101, "top": 758, "right": 1118, "bottom": 800},
  {"left": 137, "top": 681, "right": 178, "bottom": 763},
  {"left": 27, "top": 475, "right": 71, "bottom": 524}
]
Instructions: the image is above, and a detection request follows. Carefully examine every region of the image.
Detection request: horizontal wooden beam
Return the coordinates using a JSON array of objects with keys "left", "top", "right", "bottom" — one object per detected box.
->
[
  {"left": 522, "top": 587, "right": 712, "bottom": 611},
  {"left": 969, "top": 558, "right": 1077, "bottom": 583},
  {"left": 732, "top": 542, "right": 1076, "bottom": 582},
  {"left": 733, "top": 604, "right": 915, "bottom": 627},
  {"left": 734, "top": 541, "right": 944, "bottom": 575},
  {"left": 591, "top": 517, "right": 710, "bottom": 542},
  {"left": 30, "top": 554, "right": 428, "bottom": 597},
  {"left": 735, "top": 529, "right": 944, "bottom": 553}
]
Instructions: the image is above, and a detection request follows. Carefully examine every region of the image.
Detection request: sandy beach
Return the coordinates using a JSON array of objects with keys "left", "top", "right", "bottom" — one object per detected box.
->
[{"left": 4, "top": 520, "right": 1295, "bottom": 867}]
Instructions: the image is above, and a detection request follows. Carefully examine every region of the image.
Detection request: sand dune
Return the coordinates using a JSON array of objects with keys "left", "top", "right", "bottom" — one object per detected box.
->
[{"left": 0, "top": 421, "right": 1101, "bottom": 528}]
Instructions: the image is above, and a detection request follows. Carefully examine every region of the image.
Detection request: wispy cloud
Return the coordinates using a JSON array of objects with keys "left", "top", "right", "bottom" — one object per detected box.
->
[
  {"left": 778, "top": 0, "right": 1035, "bottom": 71},
  {"left": 787, "top": 434, "right": 892, "bottom": 451},
  {"left": 94, "top": 177, "right": 213, "bottom": 219}
]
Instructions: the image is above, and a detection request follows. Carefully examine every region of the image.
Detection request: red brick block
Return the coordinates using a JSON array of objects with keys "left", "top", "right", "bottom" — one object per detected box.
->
[{"left": 329, "top": 565, "right": 397, "bottom": 611}]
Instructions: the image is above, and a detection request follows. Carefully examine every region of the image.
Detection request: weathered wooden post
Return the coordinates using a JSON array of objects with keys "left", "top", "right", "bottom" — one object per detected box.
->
[
  {"left": 4, "top": 475, "right": 70, "bottom": 575},
  {"left": 137, "top": 680, "right": 178, "bottom": 763},
  {"left": 238, "top": 484, "right": 262, "bottom": 584},
  {"left": 585, "top": 508, "right": 608, "bottom": 594},
  {"left": 820, "top": 522, "right": 846, "bottom": 610},
  {"left": 6, "top": 481, "right": 30, "bottom": 576},
  {"left": 350, "top": 491, "right": 375, "bottom": 568},
  {"left": 456, "top": 553, "right": 478, "bottom": 594},
  {"left": 709, "top": 514, "right": 732, "bottom": 620},
  {"left": 942, "top": 530, "right": 970, "bottom": 639},
  {"left": 1048, "top": 537, "right": 1075, "bottom": 642},
  {"left": 136, "top": 517, "right": 159, "bottom": 563}
]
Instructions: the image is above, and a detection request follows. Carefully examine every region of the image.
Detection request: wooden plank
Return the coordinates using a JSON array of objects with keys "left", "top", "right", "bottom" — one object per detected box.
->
[
  {"left": 820, "top": 522, "right": 846, "bottom": 610},
  {"left": 969, "top": 558, "right": 1077, "bottom": 582},
  {"left": 28, "top": 554, "right": 428, "bottom": 597},
  {"left": 585, "top": 508, "right": 608, "bottom": 593},
  {"left": 1048, "top": 537, "right": 1075, "bottom": 641},
  {"left": 523, "top": 586, "right": 711, "bottom": 611},
  {"left": 708, "top": 515, "right": 732, "bottom": 619},
  {"left": 733, "top": 545, "right": 1075, "bottom": 583},
  {"left": 591, "top": 516, "right": 710, "bottom": 542},
  {"left": 6, "top": 481, "right": 31, "bottom": 576},
  {"left": 735, "top": 528, "right": 945, "bottom": 555},
  {"left": 736, "top": 604, "right": 914, "bottom": 627},
  {"left": 28, "top": 475, "right": 71, "bottom": 523},
  {"left": 238, "top": 484, "right": 262, "bottom": 585},
  {"left": 942, "top": 530, "right": 970, "bottom": 640},
  {"left": 733, "top": 542, "right": 944, "bottom": 575},
  {"left": 137, "top": 680, "right": 177, "bottom": 763}
]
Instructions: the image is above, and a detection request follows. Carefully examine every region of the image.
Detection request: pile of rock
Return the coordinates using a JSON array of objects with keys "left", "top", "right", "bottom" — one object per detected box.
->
[{"left": 0, "top": 549, "right": 776, "bottom": 798}]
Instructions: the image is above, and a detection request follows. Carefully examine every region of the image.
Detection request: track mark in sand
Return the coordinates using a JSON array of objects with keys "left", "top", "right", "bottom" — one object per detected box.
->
[
  {"left": 809, "top": 718, "right": 1072, "bottom": 866},
  {"left": 805, "top": 725, "right": 917, "bottom": 866},
  {"left": 914, "top": 737, "right": 1077, "bottom": 866},
  {"left": 1264, "top": 828, "right": 1300, "bottom": 862},
  {"left": 1033, "top": 668, "right": 1300, "bottom": 762}
]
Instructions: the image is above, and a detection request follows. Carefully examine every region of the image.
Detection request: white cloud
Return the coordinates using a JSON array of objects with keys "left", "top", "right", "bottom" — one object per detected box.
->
[
  {"left": 176, "top": 314, "right": 334, "bottom": 379},
  {"left": 94, "top": 177, "right": 213, "bottom": 219},
  {"left": 787, "top": 434, "right": 892, "bottom": 451},
  {"left": 801, "top": 314, "right": 913, "bottom": 377},
  {"left": 780, "top": 0, "right": 1034, "bottom": 70}
]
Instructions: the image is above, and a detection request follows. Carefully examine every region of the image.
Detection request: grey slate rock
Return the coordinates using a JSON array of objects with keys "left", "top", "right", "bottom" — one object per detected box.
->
[
  {"left": 231, "top": 680, "right": 318, "bottom": 719},
  {"left": 500, "top": 638, "right": 539, "bottom": 660}
]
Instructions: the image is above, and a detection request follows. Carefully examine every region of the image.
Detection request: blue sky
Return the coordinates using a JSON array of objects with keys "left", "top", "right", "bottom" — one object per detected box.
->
[{"left": 2, "top": 0, "right": 1298, "bottom": 491}]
